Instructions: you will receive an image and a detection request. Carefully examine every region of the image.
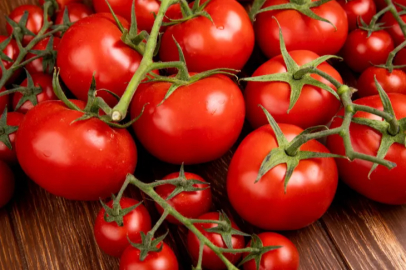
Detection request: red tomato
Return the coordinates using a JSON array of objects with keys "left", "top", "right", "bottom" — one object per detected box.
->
[
  {"left": 227, "top": 123, "right": 338, "bottom": 230},
  {"left": 94, "top": 198, "right": 152, "bottom": 257},
  {"left": 0, "top": 112, "right": 24, "bottom": 163},
  {"left": 0, "top": 87, "right": 9, "bottom": 113},
  {"left": 342, "top": 29, "right": 394, "bottom": 73},
  {"left": 130, "top": 74, "right": 245, "bottom": 165},
  {"left": 15, "top": 100, "right": 137, "bottom": 200},
  {"left": 55, "top": 3, "right": 93, "bottom": 27},
  {"left": 357, "top": 67, "right": 406, "bottom": 97},
  {"left": 159, "top": 0, "right": 254, "bottom": 73},
  {"left": 92, "top": 0, "right": 160, "bottom": 32},
  {"left": 39, "top": 0, "right": 83, "bottom": 10},
  {"left": 394, "top": 48, "right": 406, "bottom": 73},
  {"left": 380, "top": 12, "right": 406, "bottom": 46},
  {"left": 338, "top": 0, "right": 376, "bottom": 32},
  {"left": 57, "top": 14, "right": 143, "bottom": 106},
  {"left": 245, "top": 50, "right": 342, "bottom": 129},
  {"left": 24, "top": 37, "right": 60, "bottom": 74},
  {"left": 255, "top": 0, "right": 348, "bottom": 58},
  {"left": 187, "top": 212, "right": 245, "bottom": 270},
  {"left": 155, "top": 172, "right": 212, "bottom": 224},
  {"left": 375, "top": 0, "right": 406, "bottom": 10},
  {"left": 0, "top": 161, "right": 14, "bottom": 208},
  {"left": 327, "top": 94, "right": 406, "bottom": 204},
  {"left": 0, "top": 35, "right": 20, "bottom": 83},
  {"left": 243, "top": 233, "right": 299, "bottom": 270},
  {"left": 12, "top": 73, "right": 58, "bottom": 113}
]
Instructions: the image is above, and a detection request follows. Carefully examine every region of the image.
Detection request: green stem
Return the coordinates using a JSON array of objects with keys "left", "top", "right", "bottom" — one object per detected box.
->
[
  {"left": 148, "top": 210, "right": 169, "bottom": 237},
  {"left": 368, "top": 6, "right": 390, "bottom": 28},
  {"left": 112, "top": 176, "right": 133, "bottom": 215},
  {"left": 385, "top": 40, "right": 406, "bottom": 71},
  {"left": 179, "top": 0, "right": 193, "bottom": 17},
  {"left": 308, "top": 68, "right": 343, "bottom": 89},
  {"left": 353, "top": 104, "right": 400, "bottom": 135},
  {"left": 385, "top": 0, "right": 406, "bottom": 38}
]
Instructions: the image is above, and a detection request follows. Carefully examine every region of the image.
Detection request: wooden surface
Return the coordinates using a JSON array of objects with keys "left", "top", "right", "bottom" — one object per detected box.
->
[{"left": 2, "top": 0, "right": 406, "bottom": 270}]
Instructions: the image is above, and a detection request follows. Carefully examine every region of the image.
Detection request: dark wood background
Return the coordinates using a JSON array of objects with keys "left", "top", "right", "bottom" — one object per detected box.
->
[{"left": 1, "top": 0, "right": 406, "bottom": 269}]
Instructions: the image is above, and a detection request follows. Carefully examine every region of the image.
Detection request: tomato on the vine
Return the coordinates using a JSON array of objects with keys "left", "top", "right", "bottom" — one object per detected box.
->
[
  {"left": 0, "top": 35, "right": 20, "bottom": 83},
  {"left": 357, "top": 67, "right": 406, "bottom": 97},
  {"left": 0, "top": 161, "right": 14, "bottom": 208},
  {"left": 24, "top": 37, "right": 60, "bottom": 74},
  {"left": 380, "top": 12, "right": 406, "bottom": 46},
  {"left": 394, "top": 48, "right": 406, "bottom": 73},
  {"left": 39, "top": 0, "right": 83, "bottom": 10},
  {"left": 55, "top": 3, "right": 93, "bottom": 32},
  {"left": 337, "top": 0, "right": 376, "bottom": 32},
  {"left": 0, "top": 112, "right": 24, "bottom": 164}
]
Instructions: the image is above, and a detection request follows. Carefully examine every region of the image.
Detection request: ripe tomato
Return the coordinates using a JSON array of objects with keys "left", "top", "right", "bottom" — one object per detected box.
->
[
  {"left": 0, "top": 87, "right": 9, "bottom": 113},
  {"left": 337, "top": 0, "right": 376, "bottom": 32},
  {"left": 394, "top": 48, "right": 406, "bottom": 73},
  {"left": 24, "top": 37, "right": 60, "bottom": 74},
  {"left": 0, "top": 161, "right": 14, "bottom": 208},
  {"left": 227, "top": 123, "right": 338, "bottom": 230},
  {"left": 155, "top": 172, "right": 212, "bottom": 224},
  {"left": 55, "top": 3, "right": 93, "bottom": 34},
  {"left": 357, "top": 67, "right": 406, "bottom": 97},
  {"left": 119, "top": 241, "right": 179, "bottom": 270},
  {"left": 255, "top": 0, "right": 348, "bottom": 59},
  {"left": 39, "top": 0, "right": 83, "bottom": 10},
  {"left": 12, "top": 73, "right": 58, "bottom": 114},
  {"left": 57, "top": 14, "right": 143, "bottom": 106},
  {"left": 15, "top": 100, "right": 137, "bottom": 200},
  {"left": 187, "top": 212, "right": 245, "bottom": 270},
  {"left": 380, "top": 12, "right": 406, "bottom": 46},
  {"left": 0, "top": 35, "right": 20, "bottom": 83},
  {"left": 130, "top": 74, "right": 245, "bottom": 165},
  {"left": 342, "top": 29, "right": 394, "bottom": 73},
  {"left": 159, "top": 0, "right": 254, "bottom": 73},
  {"left": 94, "top": 198, "right": 152, "bottom": 257},
  {"left": 327, "top": 94, "right": 406, "bottom": 204},
  {"left": 0, "top": 112, "right": 24, "bottom": 163},
  {"left": 242, "top": 233, "right": 299, "bottom": 270},
  {"left": 245, "top": 50, "right": 342, "bottom": 129},
  {"left": 375, "top": 0, "right": 406, "bottom": 11}
]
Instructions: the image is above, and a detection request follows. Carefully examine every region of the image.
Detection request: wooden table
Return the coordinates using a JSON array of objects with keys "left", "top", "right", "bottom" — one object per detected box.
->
[{"left": 1, "top": 0, "right": 406, "bottom": 269}]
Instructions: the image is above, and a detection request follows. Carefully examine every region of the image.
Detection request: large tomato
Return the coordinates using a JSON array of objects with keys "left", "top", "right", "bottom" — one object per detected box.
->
[
  {"left": 24, "top": 37, "right": 61, "bottom": 74},
  {"left": 338, "top": 0, "right": 376, "bottom": 31},
  {"left": 0, "top": 161, "right": 14, "bottom": 208},
  {"left": 255, "top": 0, "right": 348, "bottom": 59},
  {"left": 227, "top": 123, "right": 338, "bottom": 230},
  {"left": 130, "top": 74, "right": 245, "bottom": 165},
  {"left": 0, "top": 112, "right": 24, "bottom": 164},
  {"left": 0, "top": 35, "right": 20, "bottom": 83},
  {"left": 159, "top": 0, "right": 254, "bottom": 73},
  {"left": 15, "top": 100, "right": 137, "bottom": 200},
  {"left": 357, "top": 67, "right": 406, "bottom": 97},
  {"left": 327, "top": 94, "right": 406, "bottom": 204}
]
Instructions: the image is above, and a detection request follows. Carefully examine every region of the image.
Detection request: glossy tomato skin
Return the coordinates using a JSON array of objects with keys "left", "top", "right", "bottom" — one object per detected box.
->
[
  {"left": 25, "top": 37, "right": 61, "bottom": 74},
  {"left": 187, "top": 212, "right": 245, "bottom": 270},
  {"left": 245, "top": 50, "right": 342, "bottom": 129},
  {"left": 94, "top": 198, "right": 152, "bottom": 257},
  {"left": 39, "top": 0, "right": 83, "bottom": 10},
  {"left": 57, "top": 14, "right": 142, "bottom": 106},
  {"left": 12, "top": 73, "right": 58, "bottom": 113},
  {"left": 342, "top": 29, "right": 394, "bottom": 73},
  {"left": 255, "top": 0, "right": 348, "bottom": 59},
  {"left": 130, "top": 74, "right": 245, "bottom": 165},
  {"left": 380, "top": 12, "right": 406, "bottom": 46},
  {"left": 338, "top": 0, "right": 376, "bottom": 32},
  {"left": 155, "top": 172, "right": 212, "bottom": 224},
  {"left": 0, "top": 112, "right": 24, "bottom": 164},
  {"left": 15, "top": 100, "right": 137, "bottom": 200},
  {"left": 0, "top": 35, "right": 20, "bottom": 83},
  {"left": 159, "top": 0, "right": 254, "bottom": 73},
  {"left": 327, "top": 94, "right": 406, "bottom": 204},
  {"left": 243, "top": 232, "right": 299, "bottom": 270},
  {"left": 0, "top": 161, "right": 14, "bottom": 208},
  {"left": 0, "top": 87, "right": 9, "bottom": 113},
  {"left": 119, "top": 242, "right": 179, "bottom": 270},
  {"left": 357, "top": 67, "right": 406, "bottom": 97},
  {"left": 55, "top": 3, "right": 93, "bottom": 32},
  {"left": 227, "top": 124, "right": 338, "bottom": 230}
]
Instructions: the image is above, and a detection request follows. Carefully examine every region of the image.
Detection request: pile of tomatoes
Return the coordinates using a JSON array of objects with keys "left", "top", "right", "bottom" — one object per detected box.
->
[{"left": 1, "top": 0, "right": 406, "bottom": 269}]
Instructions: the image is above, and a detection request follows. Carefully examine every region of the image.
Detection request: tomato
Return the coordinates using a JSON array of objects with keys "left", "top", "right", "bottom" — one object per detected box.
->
[
  {"left": 338, "top": 0, "right": 376, "bottom": 32},
  {"left": 255, "top": 0, "right": 348, "bottom": 59},
  {"left": 155, "top": 172, "right": 212, "bottom": 224},
  {"left": 227, "top": 123, "right": 338, "bottom": 230},
  {"left": 375, "top": 0, "right": 406, "bottom": 11},
  {"left": 130, "top": 74, "right": 245, "bottom": 164},
  {"left": 242, "top": 233, "right": 299, "bottom": 270},
  {"left": 92, "top": 0, "right": 160, "bottom": 32},
  {"left": 55, "top": 3, "right": 93, "bottom": 32},
  {"left": 159, "top": 0, "right": 254, "bottom": 73},
  {"left": 187, "top": 212, "right": 245, "bottom": 270},
  {"left": 39, "top": 0, "right": 83, "bottom": 10},
  {"left": 57, "top": 13, "right": 143, "bottom": 106},
  {"left": 0, "top": 112, "right": 24, "bottom": 164},
  {"left": 0, "top": 161, "right": 14, "bottom": 208},
  {"left": 94, "top": 197, "right": 151, "bottom": 257},
  {"left": 342, "top": 29, "right": 394, "bottom": 73},
  {"left": 12, "top": 73, "right": 58, "bottom": 114},
  {"left": 380, "top": 12, "right": 406, "bottom": 46},
  {"left": 0, "top": 87, "right": 9, "bottom": 113},
  {"left": 15, "top": 100, "right": 137, "bottom": 200},
  {"left": 24, "top": 37, "right": 60, "bottom": 74},
  {"left": 394, "top": 48, "right": 406, "bottom": 73},
  {"left": 357, "top": 67, "right": 406, "bottom": 97},
  {"left": 245, "top": 50, "right": 342, "bottom": 129},
  {"left": 327, "top": 94, "right": 406, "bottom": 204},
  {"left": 0, "top": 35, "right": 20, "bottom": 83}
]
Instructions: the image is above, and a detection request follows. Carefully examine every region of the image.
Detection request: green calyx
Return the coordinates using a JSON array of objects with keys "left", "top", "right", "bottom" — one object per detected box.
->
[
  {"left": 52, "top": 7, "right": 73, "bottom": 37},
  {"left": 43, "top": 0, "right": 59, "bottom": 16},
  {"left": 100, "top": 195, "right": 143, "bottom": 227},
  {"left": 162, "top": 0, "right": 214, "bottom": 27},
  {"left": 10, "top": 70, "right": 43, "bottom": 111},
  {"left": 0, "top": 107, "right": 18, "bottom": 150},
  {"left": 6, "top": 11, "right": 36, "bottom": 43},
  {"left": 28, "top": 35, "right": 57, "bottom": 74},
  {"left": 129, "top": 231, "right": 169, "bottom": 261},
  {"left": 358, "top": 17, "right": 388, "bottom": 38}
]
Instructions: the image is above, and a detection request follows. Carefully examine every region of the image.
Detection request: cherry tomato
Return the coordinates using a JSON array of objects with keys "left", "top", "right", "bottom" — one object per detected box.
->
[
  {"left": 15, "top": 100, "right": 137, "bottom": 200},
  {"left": 327, "top": 94, "right": 406, "bottom": 204},
  {"left": 0, "top": 112, "right": 24, "bottom": 164},
  {"left": 0, "top": 35, "right": 20, "bottom": 84},
  {"left": 255, "top": 0, "right": 348, "bottom": 59},
  {"left": 375, "top": 0, "right": 406, "bottom": 11},
  {"left": 94, "top": 197, "right": 151, "bottom": 257},
  {"left": 0, "top": 161, "right": 14, "bottom": 208},
  {"left": 24, "top": 37, "right": 60, "bottom": 74},
  {"left": 0, "top": 87, "right": 9, "bottom": 113},
  {"left": 357, "top": 67, "right": 406, "bottom": 97},
  {"left": 39, "top": 0, "right": 83, "bottom": 10},
  {"left": 338, "top": 0, "right": 376, "bottom": 32},
  {"left": 55, "top": 3, "right": 93, "bottom": 33},
  {"left": 187, "top": 212, "right": 245, "bottom": 270},
  {"left": 380, "top": 12, "right": 406, "bottom": 46},
  {"left": 130, "top": 74, "right": 245, "bottom": 165},
  {"left": 155, "top": 172, "right": 212, "bottom": 224},
  {"left": 159, "top": 0, "right": 255, "bottom": 73}
]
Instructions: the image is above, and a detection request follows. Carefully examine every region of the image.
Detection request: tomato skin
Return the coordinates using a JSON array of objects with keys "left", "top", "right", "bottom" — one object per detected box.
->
[
  {"left": 39, "top": 0, "right": 83, "bottom": 10},
  {"left": 255, "top": 0, "right": 348, "bottom": 59},
  {"left": 54, "top": 3, "right": 93, "bottom": 29},
  {"left": 94, "top": 198, "right": 152, "bottom": 257},
  {"left": 380, "top": 12, "right": 406, "bottom": 46},
  {"left": 0, "top": 161, "right": 14, "bottom": 208},
  {"left": 327, "top": 94, "right": 406, "bottom": 204},
  {"left": 159, "top": 0, "right": 254, "bottom": 73},
  {"left": 0, "top": 35, "right": 20, "bottom": 83},
  {"left": 0, "top": 112, "right": 24, "bottom": 164},
  {"left": 245, "top": 50, "right": 342, "bottom": 129},
  {"left": 187, "top": 212, "right": 245, "bottom": 270},
  {"left": 57, "top": 14, "right": 142, "bottom": 106},
  {"left": 357, "top": 67, "right": 406, "bottom": 98},
  {"left": 15, "top": 100, "right": 137, "bottom": 200},
  {"left": 243, "top": 232, "right": 299, "bottom": 270},
  {"left": 155, "top": 172, "right": 212, "bottom": 224},
  {"left": 130, "top": 74, "right": 245, "bottom": 165},
  {"left": 227, "top": 124, "right": 338, "bottom": 230},
  {"left": 338, "top": 0, "right": 376, "bottom": 32},
  {"left": 24, "top": 37, "right": 61, "bottom": 74}
]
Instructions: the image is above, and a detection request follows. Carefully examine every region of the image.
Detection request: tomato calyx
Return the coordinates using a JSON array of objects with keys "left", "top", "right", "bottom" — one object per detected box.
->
[
  {"left": 51, "top": 7, "right": 72, "bottom": 37},
  {"left": 0, "top": 108, "right": 18, "bottom": 150},
  {"left": 27, "top": 36, "right": 57, "bottom": 74},
  {"left": 6, "top": 12, "right": 36, "bottom": 43},
  {"left": 128, "top": 231, "right": 169, "bottom": 261},
  {"left": 100, "top": 195, "right": 143, "bottom": 227},
  {"left": 8, "top": 70, "right": 42, "bottom": 111},
  {"left": 163, "top": 0, "right": 214, "bottom": 27}
]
